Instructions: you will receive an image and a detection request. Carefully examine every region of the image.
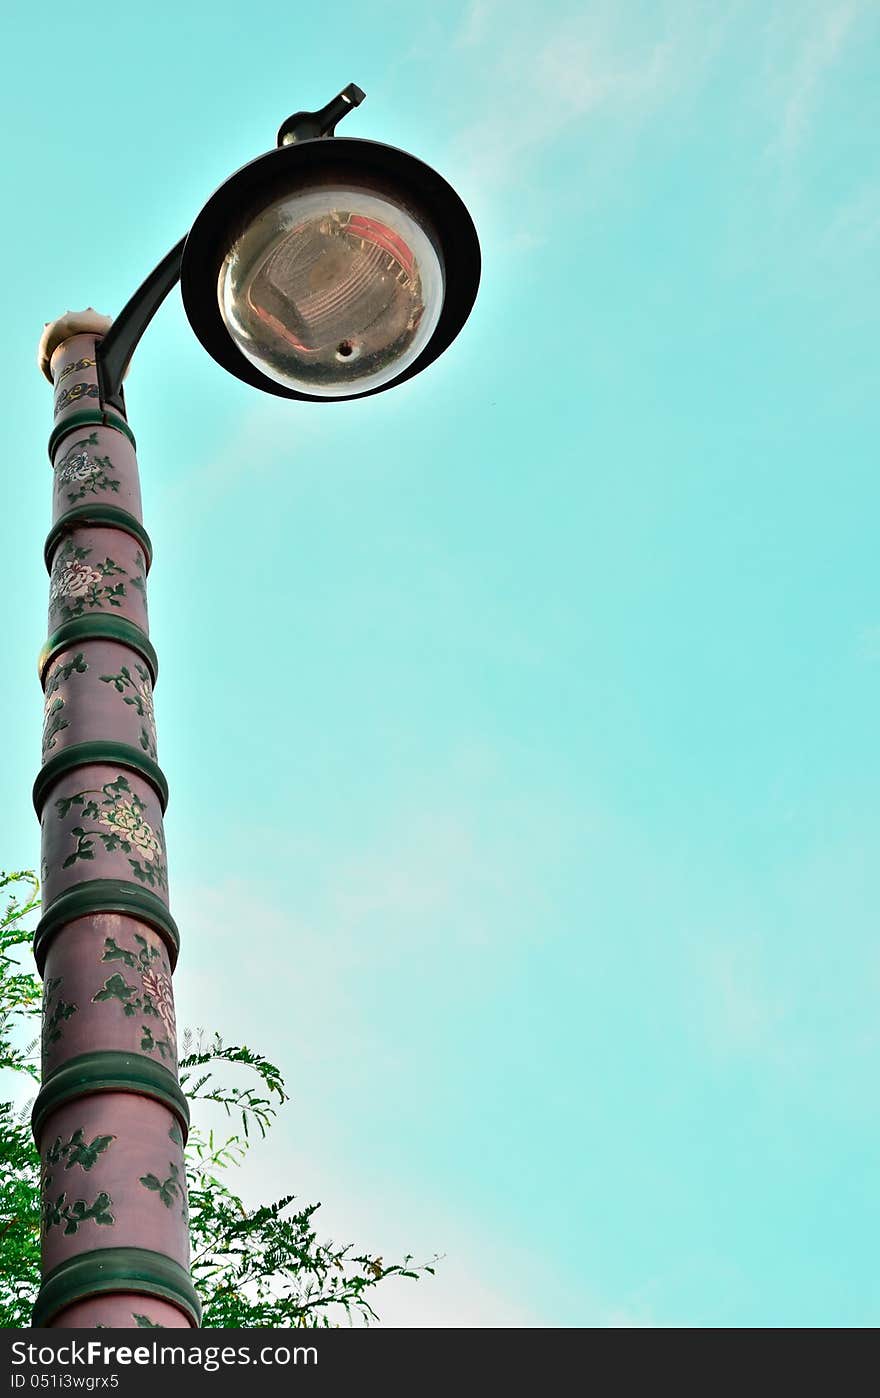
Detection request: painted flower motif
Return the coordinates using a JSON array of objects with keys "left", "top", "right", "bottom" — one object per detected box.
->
[
  {"left": 50, "top": 559, "right": 102, "bottom": 603},
  {"left": 129, "top": 820, "right": 161, "bottom": 860},
  {"left": 42, "top": 696, "right": 66, "bottom": 752},
  {"left": 136, "top": 678, "right": 155, "bottom": 728},
  {"left": 141, "top": 968, "right": 176, "bottom": 1039},
  {"left": 57, "top": 450, "right": 98, "bottom": 485},
  {"left": 99, "top": 800, "right": 161, "bottom": 861}
]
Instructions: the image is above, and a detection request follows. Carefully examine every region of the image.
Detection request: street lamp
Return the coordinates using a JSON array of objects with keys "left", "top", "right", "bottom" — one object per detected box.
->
[
  {"left": 32, "top": 87, "right": 479, "bottom": 1330},
  {"left": 96, "top": 83, "right": 479, "bottom": 408}
]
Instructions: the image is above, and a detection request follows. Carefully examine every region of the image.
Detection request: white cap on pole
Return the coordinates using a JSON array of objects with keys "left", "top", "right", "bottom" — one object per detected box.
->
[{"left": 37, "top": 309, "right": 113, "bottom": 383}]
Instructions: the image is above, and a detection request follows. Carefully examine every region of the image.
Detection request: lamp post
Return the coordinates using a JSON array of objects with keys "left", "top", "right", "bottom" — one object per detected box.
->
[{"left": 32, "top": 86, "right": 480, "bottom": 1330}]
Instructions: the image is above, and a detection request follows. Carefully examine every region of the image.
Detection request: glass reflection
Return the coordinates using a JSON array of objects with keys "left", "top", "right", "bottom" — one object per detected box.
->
[{"left": 219, "top": 188, "right": 444, "bottom": 396}]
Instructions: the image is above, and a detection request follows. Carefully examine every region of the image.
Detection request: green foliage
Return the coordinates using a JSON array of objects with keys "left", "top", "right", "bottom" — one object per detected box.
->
[
  {"left": 179, "top": 1033, "right": 287, "bottom": 1140},
  {"left": 0, "top": 871, "right": 433, "bottom": 1328},
  {"left": 0, "top": 871, "right": 41, "bottom": 1082},
  {"left": 0, "top": 1103, "right": 41, "bottom": 1327},
  {"left": 0, "top": 873, "right": 43, "bottom": 1327}
]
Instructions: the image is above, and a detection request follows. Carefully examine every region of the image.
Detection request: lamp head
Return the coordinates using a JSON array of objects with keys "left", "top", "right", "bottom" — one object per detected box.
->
[{"left": 181, "top": 124, "right": 480, "bottom": 402}]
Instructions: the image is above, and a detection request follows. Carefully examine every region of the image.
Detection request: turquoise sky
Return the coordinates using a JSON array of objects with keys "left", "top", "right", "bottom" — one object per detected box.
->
[{"left": 3, "top": 1, "right": 879, "bottom": 1326}]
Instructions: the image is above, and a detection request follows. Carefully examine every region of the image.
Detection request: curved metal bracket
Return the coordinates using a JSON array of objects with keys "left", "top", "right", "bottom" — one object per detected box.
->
[{"left": 96, "top": 237, "right": 187, "bottom": 413}]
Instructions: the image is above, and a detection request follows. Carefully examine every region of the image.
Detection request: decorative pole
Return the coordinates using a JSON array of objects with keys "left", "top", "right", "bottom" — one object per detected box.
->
[{"left": 31, "top": 313, "right": 198, "bottom": 1330}]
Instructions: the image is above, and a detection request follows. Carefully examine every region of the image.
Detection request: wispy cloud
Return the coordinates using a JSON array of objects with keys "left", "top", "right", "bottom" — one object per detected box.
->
[
  {"left": 456, "top": 0, "right": 499, "bottom": 50},
  {"left": 450, "top": 1, "right": 724, "bottom": 194},
  {"left": 857, "top": 624, "right": 880, "bottom": 663},
  {"left": 822, "top": 180, "right": 880, "bottom": 258},
  {"left": 765, "top": 2, "right": 860, "bottom": 161},
  {"left": 697, "top": 938, "right": 784, "bottom": 1057},
  {"left": 158, "top": 396, "right": 320, "bottom": 513},
  {"left": 173, "top": 777, "right": 568, "bottom": 1052}
]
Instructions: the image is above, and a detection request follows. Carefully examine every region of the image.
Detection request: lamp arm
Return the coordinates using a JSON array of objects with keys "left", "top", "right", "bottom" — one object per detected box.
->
[{"left": 96, "top": 235, "right": 188, "bottom": 412}]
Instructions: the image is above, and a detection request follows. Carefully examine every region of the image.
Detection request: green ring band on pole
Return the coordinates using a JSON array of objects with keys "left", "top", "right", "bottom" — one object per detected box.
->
[
  {"left": 32, "top": 1050, "right": 190, "bottom": 1143},
  {"left": 33, "top": 742, "right": 169, "bottom": 817},
  {"left": 48, "top": 408, "right": 136, "bottom": 461},
  {"left": 40, "top": 616, "right": 158, "bottom": 687},
  {"left": 34, "top": 879, "right": 179, "bottom": 974},
  {"left": 45, "top": 505, "right": 153, "bottom": 573},
  {"left": 32, "top": 1247, "right": 201, "bottom": 1329}
]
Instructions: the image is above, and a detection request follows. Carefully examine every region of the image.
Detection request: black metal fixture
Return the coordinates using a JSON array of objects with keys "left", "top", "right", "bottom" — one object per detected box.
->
[{"left": 98, "top": 85, "right": 480, "bottom": 412}]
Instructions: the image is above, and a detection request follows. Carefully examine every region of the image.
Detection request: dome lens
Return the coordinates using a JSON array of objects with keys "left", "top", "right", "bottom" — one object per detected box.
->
[{"left": 218, "top": 186, "right": 444, "bottom": 397}]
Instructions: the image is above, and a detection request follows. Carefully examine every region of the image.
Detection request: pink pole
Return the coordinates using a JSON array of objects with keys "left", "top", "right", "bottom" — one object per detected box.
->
[{"left": 32, "top": 315, "right": 197, "bottom": 1329}]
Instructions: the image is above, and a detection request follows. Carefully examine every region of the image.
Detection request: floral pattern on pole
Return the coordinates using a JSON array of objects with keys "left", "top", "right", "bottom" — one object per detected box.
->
[
  {"left": 92, "top": 933, "right": 176, "bottom": 1062},
  {"left": 131, "top": 550, "right": 149, "bottom": 619},
  {"left": 41, "top": 1129, "right": 116, "bottom": 1236},
  {"left": 45, "top": 1128, "right": 116, "bottom": 1173},
  {"left": 54, "top": 382, "right": 99, "bottom": 416},
  {"left": 55, "top": 774, "right": 167, "bottom": 889},
  {"left": 41, "top": 652, "right": 88, "bottom": 756},
  {"left": 98, "top": 662, "right": 157, "bottom": 759},
  {"left": 42, "top": 975, "right": 78, "bottom": 1051},
  {"left": 49, "top": 538, "right": 128, "bottom": 624},
  {"left": 139, "top": 1163, "right": 186, "bottom": 1214},
  {"left": 55, "top": 358, "right": 96, "bottom": 386},
  {"left": 54, "top": 432, "right": 121, "bottom": 504},
  {"left": 42, "top": 1191, "right": 115, "bottom": 1235}
]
